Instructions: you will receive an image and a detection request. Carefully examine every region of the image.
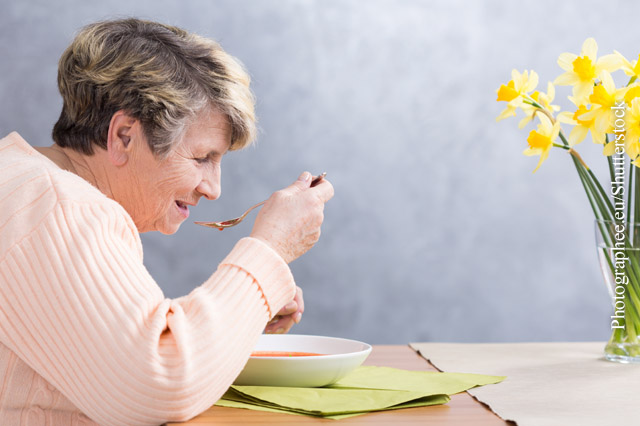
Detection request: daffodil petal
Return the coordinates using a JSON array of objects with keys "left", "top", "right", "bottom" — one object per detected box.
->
[
  {"left": 603, "top": 140, "right": 617, "bottom": 156},
  {"left": 546, "top": 82, "right": 555, "bottom": 101},
  {"left": 496, "top": 106, "right": 516, "bottom": 122},
  {"left": 511, "top": 69, "right": 523, "bottom": 87},
  {"left": 567, "top": 95, "right": 581, "bottom": 107},
  {"left": 578, "top": 107, "right": 598, "bottom": 121},
  {"left": 573, "top": 82, "right": 594, "bottom": 105},
  {"left": 592, "top": 130, "right": 606, "bottom": 145},
  {"left": 537, "top": 113, "right": 553, "bottom": 130},
  {"left": 627, "top": 133, "right": 640, "bottom": 153},
  {"left": 614, "top": 50, "right": 632, "bottom": 68},
  {"left": 524, "top": 71, "right": 539, "bottom": 93},
  {"left": 551, "top": 121, "right": 561, "bottom": 139},
  {"left": 507, "top": 97, "right": 524, "bottom": 108},
  {"left": 597, "top": 54, "right": 624, "bottom": 73},
  {"left": 554, "top": 72, "right": 579, "bottom": 86},
  {"left": 568, "top": 125, "right": 588, "bottom": 146},
  {"left": 627, "top": 141, "right": 640, "bottom": 160},
  {"left": 594, "top": 112, "right": 612, "bottom": 134},
  {"left": 582, "top": 37, "right": 597, "bottom": 59},
  {"left": 626, "top": 86, "right": 640, "bottom": 103},
  {"left": 518, "top": 115, "right": 534, "bottom": 129},
  {"left": 600, "top": 70, "right": 616, "bottom": 93},
  {"left": 532, "top": 147, "right": 551, "bottom": 173},
  {"left": 558, "top": 53, "right": 577, "bottom": 71},
  {"left": 557, "top": 111, "right": 577, "bottom": 124}
]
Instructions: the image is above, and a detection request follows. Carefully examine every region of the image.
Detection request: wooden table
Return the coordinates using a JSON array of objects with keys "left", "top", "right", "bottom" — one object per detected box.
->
[{"left": 169, "top": 345, "right": 510, "bottom": 425}]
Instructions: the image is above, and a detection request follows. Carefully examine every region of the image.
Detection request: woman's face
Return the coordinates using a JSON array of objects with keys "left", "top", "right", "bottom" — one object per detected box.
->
[{"left": 120, "top": 109, "right": 231, "bottom": 234}]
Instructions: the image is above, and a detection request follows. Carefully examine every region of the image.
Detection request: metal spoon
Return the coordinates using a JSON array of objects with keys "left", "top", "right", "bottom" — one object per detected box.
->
[{"left": 194, "top": 172, "right": 326, "bottom": 230}]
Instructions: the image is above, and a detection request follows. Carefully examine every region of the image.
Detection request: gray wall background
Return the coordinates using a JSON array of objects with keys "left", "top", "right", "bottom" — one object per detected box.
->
[{"left": 1, "top": 0, "right": 635, "bottom": 344}]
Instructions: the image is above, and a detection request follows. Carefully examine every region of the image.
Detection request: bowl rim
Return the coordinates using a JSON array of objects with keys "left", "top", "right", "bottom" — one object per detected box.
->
[{"left": 250, "top": 334, "right": 372, "bottom": 359}]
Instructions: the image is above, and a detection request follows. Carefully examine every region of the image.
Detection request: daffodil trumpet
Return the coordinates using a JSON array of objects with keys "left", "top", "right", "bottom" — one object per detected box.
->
[{"left": 497, "top": 38, "right": 640, "bottom": 361}]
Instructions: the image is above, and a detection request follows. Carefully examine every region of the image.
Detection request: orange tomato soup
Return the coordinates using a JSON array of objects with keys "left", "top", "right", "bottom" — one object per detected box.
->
[{"left": 251, "top": 351, "right": 325, "bottom": 357}]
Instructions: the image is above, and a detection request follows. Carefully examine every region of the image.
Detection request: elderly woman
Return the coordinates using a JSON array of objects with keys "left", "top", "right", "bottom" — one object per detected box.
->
[{"left": 0, "top": 18, "right": 333, "bottom": 425}]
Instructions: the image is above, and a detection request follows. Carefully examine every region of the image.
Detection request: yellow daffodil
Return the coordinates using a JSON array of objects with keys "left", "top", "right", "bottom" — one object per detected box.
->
[
  {"left": 615, "top": 51, "right": 640, "bottom": 81},
  {"left": 625, "top": 84, "right": 640, "bottom": 104},
  {"left": 523, "top": 115, "right": 560, "bottom": 172},
  {"left": 518, "top": 82, "right": 560, "bottom": 129},
  {"left": 557, "top": 101, "right": 601, "bottom": 146},
  {"left": 496, "top": 69, "right": 538, "bottom": 121},
  {"left": 554, "top": 38, "right": 622, "bottom": 105},
  {"left": 576, "top": 71, "right": 627, "bottom": 154},
  {"left": 625, "top": 98, "right": 640, "bottom": 161},
  {"left": 624, "top": 86, "right": 640, "bottom": 161}
]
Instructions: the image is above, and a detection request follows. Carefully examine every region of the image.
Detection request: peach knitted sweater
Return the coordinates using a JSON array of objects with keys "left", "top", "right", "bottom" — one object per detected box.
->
[{"left": 0, "top": 132, "right": 296, "bottom": 425}]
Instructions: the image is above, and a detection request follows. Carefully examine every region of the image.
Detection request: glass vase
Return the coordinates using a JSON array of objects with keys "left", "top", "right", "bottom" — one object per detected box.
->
[{"left": 596, "top": 220, "right": 640, "bottom": 363}]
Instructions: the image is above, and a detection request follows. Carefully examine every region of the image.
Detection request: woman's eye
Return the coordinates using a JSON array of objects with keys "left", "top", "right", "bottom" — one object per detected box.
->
[{"left": 194, "top": 157, "right": 208, "bottom": 164}]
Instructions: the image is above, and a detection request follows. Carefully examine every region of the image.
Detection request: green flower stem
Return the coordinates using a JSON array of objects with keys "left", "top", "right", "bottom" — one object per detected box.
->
[
  {"left": 599, "top": 228, "right": 640, "bottom": 349},
  {"left": 587, "top": 168, "right": 617, "bottom": 217},
  {"left": 573, "top": 158, "right": 605, "bottom": 220},
  {"left": 572, "top": 157, "right": 617, "bottom": 251},
  {"left": 556, "top": 123, "right": 570, "bottom": 148},
  {"left": 615, "top": 251, "right": 640, "bottom": 313},
  {"left": 558, "top": 131, "right": 617, "bottom": 217},
  {"left": 579, "top": 163, "right": 640, "bottom": 304},
  {"left": 571, "top": 155, "right": 640, "bottom": 343},
  {"left": 524, "top": 102, "right": 640, "bottom": 355},
  {"left": 573, "top": 154, "right": 613, "bottom": 222},
  {"left": 606, "top": 137, "right": 616, "bottom": 185},
  {"left": 635, "top": 167, "right": 640, "bottom": 228},
  {"left": 628, "top": 163, "right": 635, "bottom": 224}
]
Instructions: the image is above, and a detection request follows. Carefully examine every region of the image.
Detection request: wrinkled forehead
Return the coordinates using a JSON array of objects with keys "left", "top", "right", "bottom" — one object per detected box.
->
[{"left": 177, "top": 109, "right": 232, "bottom": 154}]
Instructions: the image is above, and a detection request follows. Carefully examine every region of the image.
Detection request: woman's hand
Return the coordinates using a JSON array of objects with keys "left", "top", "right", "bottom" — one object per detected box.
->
[
  {"left": 265, "top": 286, "right": 304, "bottom": 334},
  {"left": 250, "top": 171, "right": 334, "bottom": 264}
]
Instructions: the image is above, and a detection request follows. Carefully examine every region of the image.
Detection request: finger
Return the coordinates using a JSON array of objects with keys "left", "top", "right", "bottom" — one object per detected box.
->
[
  {"left": 277, "top": 316, "right": 296, "bottom": 334},
  {"left": 265, "top": 315, "right": 287, "bottom": 332},
  {"left": 276, "top": 299, "right": 298, "bottom": 316},
  {"left": 267, "top": 315, "right": 280, "bottom": 326},
  {"left": 293, "top": 287, "right": 304, "bottom": 323},
  {"left": 265, "top": 315, "right": 295, "bottom": 334},
  {"left": 312, "top": 178, "right": 334, "bottom": 203},
  {"left": 294, "top": 286, "right": 304, "bottom": 311},
  {"left": 288, "top": 171, "right": 312, "bottom": 192}
]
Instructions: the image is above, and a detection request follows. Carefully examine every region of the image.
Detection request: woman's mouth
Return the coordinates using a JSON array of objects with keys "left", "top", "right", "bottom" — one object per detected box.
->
[{"left": 175, "top": 200, "right": 190, "bottom": 218}]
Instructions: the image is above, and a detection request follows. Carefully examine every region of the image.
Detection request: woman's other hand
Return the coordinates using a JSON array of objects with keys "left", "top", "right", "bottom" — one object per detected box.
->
[
  {"left": 265, "top": 286, "right": 304, "bottom": 334},
  {"left": 250, "top": 171, "right": 334, "bottom": 264}
]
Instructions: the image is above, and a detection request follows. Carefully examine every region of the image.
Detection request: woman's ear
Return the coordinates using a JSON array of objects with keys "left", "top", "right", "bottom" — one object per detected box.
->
[{"left": 107, "top": 111, "right": 138, "bottom": 166}]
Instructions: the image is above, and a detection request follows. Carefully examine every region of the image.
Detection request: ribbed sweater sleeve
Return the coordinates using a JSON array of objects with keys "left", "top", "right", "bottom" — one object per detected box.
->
[{"left": 0, "top": 195, "right": 296, "bottom": 425}]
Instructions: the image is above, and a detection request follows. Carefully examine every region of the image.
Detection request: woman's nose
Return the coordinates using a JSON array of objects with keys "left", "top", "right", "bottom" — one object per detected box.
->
[{"left": 197, "top": 169, "right": 221, "bottom": 200}]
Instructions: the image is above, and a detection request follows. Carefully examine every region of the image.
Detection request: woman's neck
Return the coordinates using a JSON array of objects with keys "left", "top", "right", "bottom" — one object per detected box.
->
[{"left": 35, "top": 145, "right": 114, "bottom": 198}]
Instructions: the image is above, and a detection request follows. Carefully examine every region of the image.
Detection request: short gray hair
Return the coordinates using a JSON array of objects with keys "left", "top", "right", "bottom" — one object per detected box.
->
[{"left": 52, "top": 18, "right": 256, "bottom": 156}]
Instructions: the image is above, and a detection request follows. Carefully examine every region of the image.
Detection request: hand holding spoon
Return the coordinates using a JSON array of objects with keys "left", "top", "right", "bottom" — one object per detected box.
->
[{"left": 195, "top": 173, "right": 326, "bottom": 230}]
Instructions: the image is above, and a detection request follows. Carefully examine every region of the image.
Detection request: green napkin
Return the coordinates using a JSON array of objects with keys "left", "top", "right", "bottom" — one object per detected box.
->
[{"left": 215, "top": 366, "right": 504, "bottom": 419}]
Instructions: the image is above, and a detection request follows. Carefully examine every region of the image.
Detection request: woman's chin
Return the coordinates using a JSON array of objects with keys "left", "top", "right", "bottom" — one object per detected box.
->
[
  {"left": 137, "top": 217, "right": 183, "bottom": 235},
  {"left": 158, "top": 219, "right": 183, "bottom": 235},
  {"left": 157, "top": 225, "right": 180, "bottom": 235}
]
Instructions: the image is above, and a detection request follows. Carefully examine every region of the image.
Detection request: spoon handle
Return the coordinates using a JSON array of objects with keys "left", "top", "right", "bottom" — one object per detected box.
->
[{"left": 310, "top": 172, "right": 326, "bottom": 187}]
